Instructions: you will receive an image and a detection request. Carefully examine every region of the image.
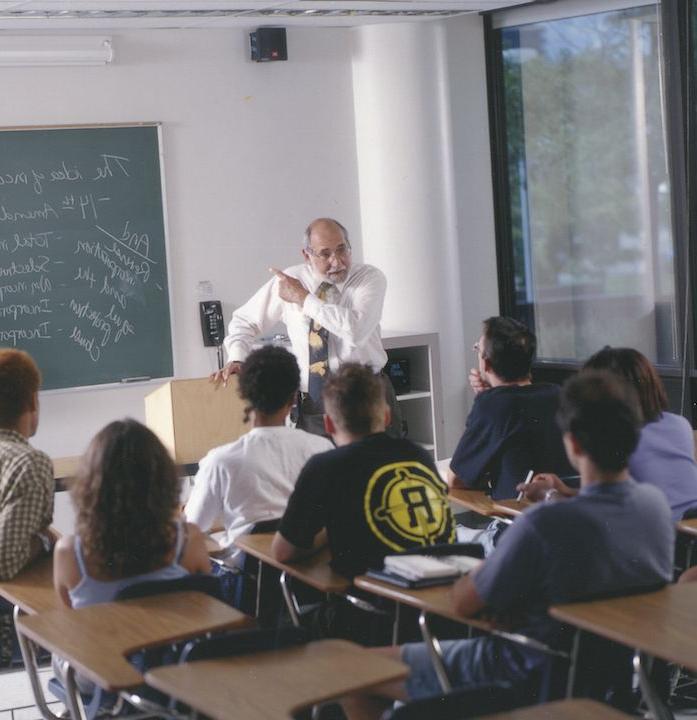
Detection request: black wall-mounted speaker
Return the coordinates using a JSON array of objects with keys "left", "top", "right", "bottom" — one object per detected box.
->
[{"left": 250, "top": 27, "right": 288, "bottom": 62}]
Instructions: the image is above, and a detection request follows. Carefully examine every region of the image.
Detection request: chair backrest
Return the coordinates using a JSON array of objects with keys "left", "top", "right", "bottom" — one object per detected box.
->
[
  {"left": 115, "top": 573, "right": 224, "bottom": 602},
  {"left": 384, "top": 683, "right": 534, "bottom": 720},
  {"left": 179, "top": 625, "right": 309, "bottom": 664}
]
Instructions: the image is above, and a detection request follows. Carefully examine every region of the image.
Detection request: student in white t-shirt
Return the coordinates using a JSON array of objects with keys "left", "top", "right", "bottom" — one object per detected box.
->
[{"left": 185, "top": 345, "right": 332, "bottom": 569}]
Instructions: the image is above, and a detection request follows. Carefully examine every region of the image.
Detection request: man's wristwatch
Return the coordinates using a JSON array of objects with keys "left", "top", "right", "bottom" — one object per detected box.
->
[{"left": 36, "top": 531, "right": 52, "bottom": 553}]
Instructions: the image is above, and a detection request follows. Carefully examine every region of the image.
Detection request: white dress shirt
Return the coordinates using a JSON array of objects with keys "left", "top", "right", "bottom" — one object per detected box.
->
[
  {"left": 224, "top": 262, "right": 388, "bottom": 391},
  {"left": 184, "top": 426, "right": 332, "bottom": 566}
]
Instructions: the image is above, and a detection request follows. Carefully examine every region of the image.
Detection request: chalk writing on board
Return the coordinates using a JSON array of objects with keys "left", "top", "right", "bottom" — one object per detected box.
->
[{"left": 0, "top": 125, "right": 172, "bottom": 390}]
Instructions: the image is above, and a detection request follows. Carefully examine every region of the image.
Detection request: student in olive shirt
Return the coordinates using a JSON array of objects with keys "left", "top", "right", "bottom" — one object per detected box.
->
[
  {"left": 449, "top": 316, "right": 573, "bottom": 499},
  {"left": 272, "top": 364, "right": 454, "bottom": 578}
]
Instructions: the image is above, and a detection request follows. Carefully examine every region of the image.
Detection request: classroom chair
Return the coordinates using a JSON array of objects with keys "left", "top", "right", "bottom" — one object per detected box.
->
[
  {"left": 47, "top": 573, "right": 226, "bottom": 720},
  {"left": 289, "top": 543, "right": 486, "bottom": 647},
  {"left": 383, "top": 632, "right": 639, "bottom": 720}
]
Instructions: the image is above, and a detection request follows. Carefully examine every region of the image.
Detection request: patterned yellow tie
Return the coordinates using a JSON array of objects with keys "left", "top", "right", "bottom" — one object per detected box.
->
[{"left": 307, "top": 282, "right": 332, "bottom": 409}]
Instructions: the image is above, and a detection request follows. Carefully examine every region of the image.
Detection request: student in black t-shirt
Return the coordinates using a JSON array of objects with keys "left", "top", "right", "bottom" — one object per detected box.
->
[
  {"left": 448, "top": 316, "right": 574, "bottom": 499},
  {"left": 272, "top": 364, "right": 455, "bottom": 578}
]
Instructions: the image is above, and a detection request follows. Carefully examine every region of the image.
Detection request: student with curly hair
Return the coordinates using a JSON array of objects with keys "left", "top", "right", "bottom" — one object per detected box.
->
[
  {"left": 185, "top": 345, "right": 332, "bottom": 568},
  {"left": 53, "top": 419, "right": 210, "bottom": 609}
]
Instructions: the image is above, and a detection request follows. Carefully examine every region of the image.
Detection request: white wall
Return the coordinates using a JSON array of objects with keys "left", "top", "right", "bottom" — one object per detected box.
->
[
  {"left": 352, "top": 17, "right": 498, "bottom": 455},
  {"left": 0, "top": 28, "right": 361, "bottom": 457},
  {"left": 4, "top": 17, "right": 499, "bottom": 460}
]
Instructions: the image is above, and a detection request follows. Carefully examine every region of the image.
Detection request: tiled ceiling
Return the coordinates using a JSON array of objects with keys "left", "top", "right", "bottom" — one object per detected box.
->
[{"left": 0, "top": 0, "right": 534, "bottom": 28}]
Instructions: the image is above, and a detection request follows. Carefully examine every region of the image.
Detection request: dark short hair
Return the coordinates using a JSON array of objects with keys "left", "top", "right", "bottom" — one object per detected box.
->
[
  {"left": 322, "top": 363, "right": 385, "bottom": 435},
  {"left": 583, "top": 346, "right": 667, "bottom": 423},
  {"left": 481, "top": 316, "right": 536, "bottom": 382},
  {"left": 73, "top": 419, "right": 180, "bottom": 579},
  {"left": 0, "top": 349, "right": 41, "bottom": 427},
  {"left": 557, "top": 371, "right": 641, "bottom": 472},
  {"left": 238, "top": 345, "right": 299, "bottom": 421}
]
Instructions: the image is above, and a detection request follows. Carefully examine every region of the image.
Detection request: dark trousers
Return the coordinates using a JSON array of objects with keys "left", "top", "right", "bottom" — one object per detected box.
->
[{"left": 296, "top": 372, "right": 403, "bottom": 439}]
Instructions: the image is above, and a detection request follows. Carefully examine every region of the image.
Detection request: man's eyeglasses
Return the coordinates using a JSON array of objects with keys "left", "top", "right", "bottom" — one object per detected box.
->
[{"left": 306, "top": 244, "right": 351, "bottom": 262}]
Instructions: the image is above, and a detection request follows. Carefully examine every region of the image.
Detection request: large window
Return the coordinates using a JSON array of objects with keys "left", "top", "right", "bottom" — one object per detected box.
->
[{"left": 494, "top": 3, "right": 678, "bottom": 366}]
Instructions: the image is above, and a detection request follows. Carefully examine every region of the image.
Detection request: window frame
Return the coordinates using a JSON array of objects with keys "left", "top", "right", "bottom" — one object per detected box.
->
[{"left": 484, "top": 0, "right": 695, "bottom": 419}]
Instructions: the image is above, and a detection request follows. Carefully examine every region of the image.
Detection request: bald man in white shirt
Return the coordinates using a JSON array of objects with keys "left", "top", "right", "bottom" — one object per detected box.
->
[{"left": 213, "top": 218, "right": 400, "bottom": 436}]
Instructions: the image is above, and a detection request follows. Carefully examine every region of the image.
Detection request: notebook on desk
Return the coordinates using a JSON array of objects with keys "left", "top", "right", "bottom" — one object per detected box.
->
[
  {"left": 365, "top": 568, "right": 457, "bottom": 589},
  {"left": 367, "top": 553, "right": 481, "bottom": 589}
]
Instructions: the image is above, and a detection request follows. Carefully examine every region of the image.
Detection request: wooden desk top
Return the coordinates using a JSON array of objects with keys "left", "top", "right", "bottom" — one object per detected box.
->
[
  {"left": 550, "top": 583, "right": 697, "bottom": 672},
  {"left": 354, "top": 574, "right": 491, "bottom": 632},
  {"left": 16, "top": 591, "right": 251, "bottom": 691},
  {"left": 448, "top": 488, "right": 499, "bottom": 515},
  {"left": 677, "top": 517, "right": 697, "bottom": 538},
  {"left": 482, "top": 698, "right": 631, "bottom": 719},
  {"left": 146, "top": 638, "right": 407, "bottom": 720},
  {"left": 448, "top": 489, "right": 527, "bottom": 518},
  {"left": 491, "top": 498, "right": 530, "bottom": 516},
  {"left": 0, "top": 555, "right": 60, "bottom": 615},
  {"left": 234, "top": 533, "right": 351, "bottom": 594}
]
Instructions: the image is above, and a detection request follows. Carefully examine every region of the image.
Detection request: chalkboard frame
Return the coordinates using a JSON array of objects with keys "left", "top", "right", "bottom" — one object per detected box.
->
[{"left": 0, "top": 122, "right": 175, "bottom": 394}]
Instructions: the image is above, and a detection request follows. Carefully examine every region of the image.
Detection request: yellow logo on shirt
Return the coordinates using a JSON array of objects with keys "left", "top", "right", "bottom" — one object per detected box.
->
[{"left": 364, "top": 461, "right": 454, "bottom": 552}]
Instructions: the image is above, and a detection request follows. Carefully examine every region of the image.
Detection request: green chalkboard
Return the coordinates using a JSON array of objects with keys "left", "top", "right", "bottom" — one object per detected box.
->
[{"left": 0, "top": 124, "right": 172, "bottom": 390}]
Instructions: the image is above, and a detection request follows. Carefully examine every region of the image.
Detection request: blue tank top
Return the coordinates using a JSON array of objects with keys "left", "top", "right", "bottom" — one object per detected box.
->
[{"left": 68, "top": 520, "right": 189, "bottom": 608}]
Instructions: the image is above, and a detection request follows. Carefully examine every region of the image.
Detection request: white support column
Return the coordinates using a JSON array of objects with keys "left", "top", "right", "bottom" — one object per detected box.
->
[{"left": 351, "top": 18, "right": 498, "bottom": 452}]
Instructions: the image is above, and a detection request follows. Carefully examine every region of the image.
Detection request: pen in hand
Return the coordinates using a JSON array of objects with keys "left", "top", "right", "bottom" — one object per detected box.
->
[{"left": 517, "top": 470, "right": 534, "bottom": 501}]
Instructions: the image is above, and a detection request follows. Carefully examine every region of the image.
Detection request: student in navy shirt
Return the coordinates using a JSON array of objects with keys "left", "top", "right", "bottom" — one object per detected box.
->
[
  {"left": 448, "top": 316, "right": 573, "bottom": 499},
  {"left": 343, "top": 371, "right": 674, "bottom": 718}
]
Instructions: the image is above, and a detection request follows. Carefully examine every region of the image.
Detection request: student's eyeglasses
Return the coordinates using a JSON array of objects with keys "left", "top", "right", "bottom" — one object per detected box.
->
[{"left": 306, "top": 244, "right": 351, "bottom": 262}]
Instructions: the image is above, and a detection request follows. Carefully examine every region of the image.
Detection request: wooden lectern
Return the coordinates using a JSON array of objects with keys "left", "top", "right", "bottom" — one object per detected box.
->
[{"left": 144, "top": 377, "right": 248, "bottom": 465}]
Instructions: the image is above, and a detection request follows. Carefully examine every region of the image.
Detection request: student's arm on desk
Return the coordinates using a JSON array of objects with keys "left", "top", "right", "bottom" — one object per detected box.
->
[
  {"left": 271, "top": 529, "right": 328, "bottom": 563},
  {"left": 181, "top": 523, "right": 213, "bottom": 574},
  {"left": 679, "top": 565, "right": 697, "bottom": 583},
  {"left": 451, "top": 568, "right": 486, "bottom": 617},
  {"left": 53, "top": 536, "right": 79, "bottom": 608},
  {"left": 516, "top": 473, "right": 578, "bottom": 503},
  {"left": 447, "top": 468, "right": 469, "bottom": 489}
]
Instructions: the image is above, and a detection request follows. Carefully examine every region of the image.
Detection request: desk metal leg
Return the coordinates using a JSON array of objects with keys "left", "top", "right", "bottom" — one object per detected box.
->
[
  {"left": 634, "top": 650, "right": 675, "bottom": 720},
  {"left": 280, "top": 571, "right": 301, "bottom": 628},
  {"left": 392, "top": 602, "right": 400, "bottom": 646},
  {"left": 418, "top": 611, "right": 451, "bottom": 693},
  {"left": 255, "top": 559, "right": 263, "bottom": 619},
  {"left": 565, "top": 629, "right": 581, "bottom": 698},
  {"left": 13, "top": 606, "right": 63, "bottom": 720},
  {"left": 62, "top": 661, "right": 88, "bottom": 720}
]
